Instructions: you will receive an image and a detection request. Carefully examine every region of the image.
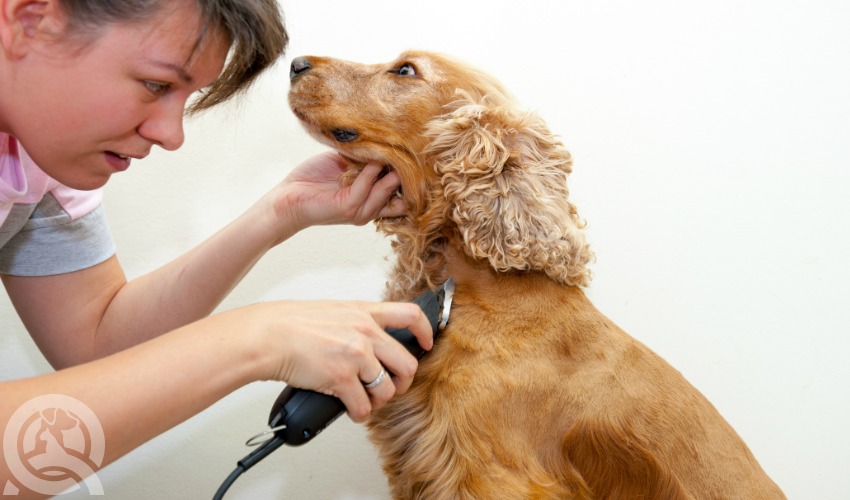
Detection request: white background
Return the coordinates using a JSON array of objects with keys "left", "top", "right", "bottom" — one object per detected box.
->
[{"left": 2, "top": 0, "right": 848, "bottom": 498}]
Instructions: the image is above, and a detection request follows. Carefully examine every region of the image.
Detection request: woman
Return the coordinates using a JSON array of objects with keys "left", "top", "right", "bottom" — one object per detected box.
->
[{"left": 0, "top": 0, "right": 432, "bottom": 492}]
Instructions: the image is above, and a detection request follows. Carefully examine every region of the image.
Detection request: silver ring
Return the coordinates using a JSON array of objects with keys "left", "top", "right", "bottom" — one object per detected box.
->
[{"left": 363, "top": 368, "right": 387, "bottom": 389}]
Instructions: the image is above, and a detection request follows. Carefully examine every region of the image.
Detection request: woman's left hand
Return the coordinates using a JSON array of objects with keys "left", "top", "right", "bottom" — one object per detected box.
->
[{"left": 271, "top": 151, "right": 405, "bottom": 234}]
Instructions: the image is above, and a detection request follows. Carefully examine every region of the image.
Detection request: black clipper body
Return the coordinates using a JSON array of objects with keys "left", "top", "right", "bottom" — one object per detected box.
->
[{"left": 267, "top": 279, "right": 454, "bottom": 446}]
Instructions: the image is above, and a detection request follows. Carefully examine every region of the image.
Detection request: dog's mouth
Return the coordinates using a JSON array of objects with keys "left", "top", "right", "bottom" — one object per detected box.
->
[
  {"left": 290, "top": 103, "right": 359, "bottom": 144},
  {"left": 291, "top": 108, "right": 360, "bottom": 147},
  {"left": 289, "top": 108, "right": 405, "bottom": 200}
]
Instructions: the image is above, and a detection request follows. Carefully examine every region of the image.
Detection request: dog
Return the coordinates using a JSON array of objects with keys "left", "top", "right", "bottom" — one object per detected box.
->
[{"left": 288, "top": 51, "right": 784, "bottom": 499}]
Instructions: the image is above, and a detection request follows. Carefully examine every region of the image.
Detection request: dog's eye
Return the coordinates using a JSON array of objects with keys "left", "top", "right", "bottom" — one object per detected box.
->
[{"left": 393, "top": 64, "right": 417, "bottom": 77}]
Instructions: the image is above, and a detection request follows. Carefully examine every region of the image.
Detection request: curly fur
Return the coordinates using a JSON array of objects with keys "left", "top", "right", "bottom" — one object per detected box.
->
[
  {"left": 289, "top": 50, "right": 785, "bottom": 499},
  {"left": 424, "top": 91, "right": 591, "bottom": 288}
]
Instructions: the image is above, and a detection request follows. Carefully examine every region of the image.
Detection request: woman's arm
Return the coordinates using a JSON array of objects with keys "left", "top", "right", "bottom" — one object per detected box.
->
[
  {"left": 0, "top": 297, "right": 430, "bottom": 496},
  {"left": 3, "top": 153, "right": 407, "bottom": 366}
]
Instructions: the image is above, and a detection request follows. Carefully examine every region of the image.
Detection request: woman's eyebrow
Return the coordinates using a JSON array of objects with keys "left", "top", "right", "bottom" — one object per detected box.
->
[{"left": 145, "top": 59, "right": 194, "bottom": 84}]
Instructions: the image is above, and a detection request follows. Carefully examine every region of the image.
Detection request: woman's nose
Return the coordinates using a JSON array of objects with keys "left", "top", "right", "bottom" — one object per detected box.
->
[{"left": 137, "top": 102, "right": 186, "bottom": 151}]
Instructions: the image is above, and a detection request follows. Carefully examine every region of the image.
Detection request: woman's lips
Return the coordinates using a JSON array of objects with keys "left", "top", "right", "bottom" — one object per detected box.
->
[{"left": 105, "top": 152, "right": 131, "bottom": 172}]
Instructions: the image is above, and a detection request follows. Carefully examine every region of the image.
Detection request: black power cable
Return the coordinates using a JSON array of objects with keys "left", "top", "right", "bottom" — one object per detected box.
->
[{"left": 213, "top": 436, "right": 285, "bottom": 500}]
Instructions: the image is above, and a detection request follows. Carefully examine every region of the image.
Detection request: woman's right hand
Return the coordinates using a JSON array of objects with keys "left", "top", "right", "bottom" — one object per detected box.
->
[{"left": 232, "top": 299, "right": 433, "bottom": 422}]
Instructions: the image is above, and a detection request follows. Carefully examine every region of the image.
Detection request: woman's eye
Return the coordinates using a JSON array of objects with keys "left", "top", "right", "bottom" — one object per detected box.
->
[
  {"left": 395, "top": 64, "right": 417, "bottom": 77},
  {"left": 144, "top": 81, "right": 171, "bottom": 96}
]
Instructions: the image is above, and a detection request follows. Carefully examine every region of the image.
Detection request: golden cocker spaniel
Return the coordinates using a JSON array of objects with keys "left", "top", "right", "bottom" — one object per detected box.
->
[{"left": 288, "top": 50, "right": 785, "bottom": 499}]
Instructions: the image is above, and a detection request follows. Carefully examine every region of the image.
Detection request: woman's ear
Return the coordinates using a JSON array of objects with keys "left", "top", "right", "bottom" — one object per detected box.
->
[
  {"left": 0, "top": 0, "right": 64, "bottom": 58},
  {"left": 424, "top": 92, "right": 592, "bottom": 286}
]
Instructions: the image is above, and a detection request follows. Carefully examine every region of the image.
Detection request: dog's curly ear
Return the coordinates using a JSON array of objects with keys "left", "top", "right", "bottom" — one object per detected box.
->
[{"left": 424, "top": 92, "right": 592, "bottom": 286}]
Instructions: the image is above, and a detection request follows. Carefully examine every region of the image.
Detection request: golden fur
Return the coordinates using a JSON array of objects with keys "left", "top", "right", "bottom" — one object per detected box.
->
[{"left": 289, "top": 51, "right": 784, "bottom": 499}]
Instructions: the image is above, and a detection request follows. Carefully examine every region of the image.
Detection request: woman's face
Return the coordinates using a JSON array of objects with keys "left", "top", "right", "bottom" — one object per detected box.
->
[{"left": 2, "top": 1, "right": 230, "bottom": 190}]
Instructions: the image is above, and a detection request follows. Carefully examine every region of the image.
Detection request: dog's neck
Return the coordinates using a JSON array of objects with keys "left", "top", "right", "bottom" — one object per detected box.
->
[
  {"left": 441, "top": 245, "right": 609, "bottom": 352},
  {"left": 445, "top": 246, "right": 538, "bottom": 283},
  {"left": 441, "top": 244, "right": 578, "bottom": 295}
]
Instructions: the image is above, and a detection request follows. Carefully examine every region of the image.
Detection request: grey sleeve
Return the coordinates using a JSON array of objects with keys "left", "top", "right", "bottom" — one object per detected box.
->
[{"left": 0, "top": 195, "right": 116, "bottom": 276}]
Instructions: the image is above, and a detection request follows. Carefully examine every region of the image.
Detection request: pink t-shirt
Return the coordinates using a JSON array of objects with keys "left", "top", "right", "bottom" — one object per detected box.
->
[
  {"left": 0, "top": 134, "right": 102, "bottom": 224},
  {"left": 0, "top": 133, "right": 114, "bottom": 276}
]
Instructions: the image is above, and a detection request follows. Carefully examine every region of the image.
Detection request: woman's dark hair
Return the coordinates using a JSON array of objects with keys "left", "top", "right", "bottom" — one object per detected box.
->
[{"left": 59, "top": 0, "right": 289, "bottom": 114}]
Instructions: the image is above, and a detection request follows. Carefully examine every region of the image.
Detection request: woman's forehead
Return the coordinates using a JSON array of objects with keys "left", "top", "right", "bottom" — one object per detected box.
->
[{"left": 120, "top": 4, "right": 228, "bottom": 70}]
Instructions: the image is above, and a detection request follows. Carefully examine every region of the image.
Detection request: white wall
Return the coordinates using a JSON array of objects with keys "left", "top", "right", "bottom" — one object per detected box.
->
[{"left": 2, "top": 0, "right": 848, "bottom": 498}]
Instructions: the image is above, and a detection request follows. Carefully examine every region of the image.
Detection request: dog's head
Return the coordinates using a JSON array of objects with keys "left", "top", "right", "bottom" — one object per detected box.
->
[{"left": 289, "top": 51, "right": 591, "bottom": 293}]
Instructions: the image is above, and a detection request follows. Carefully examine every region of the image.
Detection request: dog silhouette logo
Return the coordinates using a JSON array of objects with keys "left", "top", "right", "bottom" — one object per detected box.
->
[{"left": 3, "top": 394, "right": 105, "bottom": 496}]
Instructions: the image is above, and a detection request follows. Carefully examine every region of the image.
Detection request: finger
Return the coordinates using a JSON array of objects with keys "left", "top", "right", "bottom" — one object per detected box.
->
[
  {"left": 336, "top": 376, "right": 373, "bottom": 423},
  {"left": 334, "top": 355, "right": 376, "bottom": 422},
  {"left": 332, "top": 331, "right": 384, "bottom": 422},
  {"left": 346, "top": 162, "right": 384, "bottom": 206},
  {"left": 377, "top": 192, "right": 406, "bottom": 218},
  {"left": 357, "top": 169, "right": 404, "bottom": 222},
  {"left": 367, "top": 302, "right": 434, "bottom": 394},
  {"left": 371, "top": 336, "right": 419, "bottom": 395},
  {"left": 361, "top": 365, "right": 387, "bottom": 388},
  {"left": 361, "top": 365, "right": 396, "bottom": 410},
  {"left": 373, "top": 302, "right": 435, "bottom": 352}
]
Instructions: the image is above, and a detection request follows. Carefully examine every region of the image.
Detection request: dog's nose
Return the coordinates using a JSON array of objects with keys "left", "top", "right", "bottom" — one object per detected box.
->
[{"left": 290, "top": 57, "right": 312, "bottom": 80}]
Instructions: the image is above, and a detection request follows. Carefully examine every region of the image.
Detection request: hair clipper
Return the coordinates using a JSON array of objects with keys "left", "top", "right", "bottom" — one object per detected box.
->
[
  {"left": 215, "top": 280, "right": 455, "bottom": 499},
  {"left": 262, "top": 278, "right": 455, "bottom": 446}
]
